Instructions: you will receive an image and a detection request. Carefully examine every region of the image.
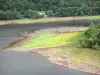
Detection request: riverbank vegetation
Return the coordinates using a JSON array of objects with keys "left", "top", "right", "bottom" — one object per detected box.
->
[
  {"left": 80, "top": 23, "right": 100, "bottom": 50},
  {"left": 0, "top": 0, "right": 100, "bottom": 20}
]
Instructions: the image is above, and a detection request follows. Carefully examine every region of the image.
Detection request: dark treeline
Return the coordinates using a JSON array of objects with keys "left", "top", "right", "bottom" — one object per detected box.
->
[{"left": 0, "top": 0, "right": 100, "bottom": 20}]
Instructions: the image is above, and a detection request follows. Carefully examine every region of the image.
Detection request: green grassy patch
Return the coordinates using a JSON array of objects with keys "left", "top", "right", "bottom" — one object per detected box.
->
[
  {"left": 56, "top": 49, "right": 63, "bottom": 55},
  {"left": 70, "top": 49, "right": 83, "bottom": 55},
  {"left": 24, "top": 32, "right": 84, "bottom": 48},
  {"left": 62, "top": 47, "right": 100, "bottom": 65},
  {"left": 69, "top": 48, "right": 100, "bottom": 59},
  {"left": 88, "top": 15, "right": 100, "bottom": 20},
  {"left": 24, "top": 33, "right": 57, "bottom": 48},
  {"left": 96, "top": 63, "right": 100, "bottom": 67},
  {"left": 56, "top": 47, "right": 100, "bottom": 66},
  {"left": 74, "top": 58, "right": 83, "bottom": 63}
]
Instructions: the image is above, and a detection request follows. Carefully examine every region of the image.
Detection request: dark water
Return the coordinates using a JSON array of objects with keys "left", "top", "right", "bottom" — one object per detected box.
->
[{"left": 0, "top": 52, "right": 89, "bottom": 75}]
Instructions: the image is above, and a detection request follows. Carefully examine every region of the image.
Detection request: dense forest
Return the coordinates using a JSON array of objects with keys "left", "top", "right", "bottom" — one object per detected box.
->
[{"left": 0, "top": 0, "right": 100, "bottom": 20}]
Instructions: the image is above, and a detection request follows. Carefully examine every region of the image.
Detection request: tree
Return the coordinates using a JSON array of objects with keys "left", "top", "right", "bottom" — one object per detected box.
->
[
  {"left": 0, "top": 0, "right": 100, "bottom": 20},
  {"left": 46, "top": 10, "right": 54, "bottom": 17},
  {"left": 0, "top": 10, "right": 22, "bottom": 20},
  {"left": 24, "top": 9, "right": 40, "bottom": 19},
  {"left": 80, "top": 23, "right": 100, "bottom": 49}
]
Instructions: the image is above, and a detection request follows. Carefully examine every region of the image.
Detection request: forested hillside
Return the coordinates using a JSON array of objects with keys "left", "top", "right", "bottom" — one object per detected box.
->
[{"left": 0, "top": 0, "right": 100, "bottom": 20}]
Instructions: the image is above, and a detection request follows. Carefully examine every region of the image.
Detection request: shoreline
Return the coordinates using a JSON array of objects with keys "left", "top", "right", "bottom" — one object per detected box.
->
[
  {"left": 31, "top": 49, "right": 100, "bottom": 75},
  {"left": 0, "top": 16, "right": 100, "bottom": 26},
  {"left": 5, "top": 47, "right": 100, "bottom": 75}
]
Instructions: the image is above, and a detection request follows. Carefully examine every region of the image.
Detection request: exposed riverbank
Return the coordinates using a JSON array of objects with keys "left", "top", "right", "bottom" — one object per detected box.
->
[
  {"left": 0, "top": 15, "right": 100, "bottom": 26},
  {"left": 31, "top": 47, "right": 100, "bottom": 75}
]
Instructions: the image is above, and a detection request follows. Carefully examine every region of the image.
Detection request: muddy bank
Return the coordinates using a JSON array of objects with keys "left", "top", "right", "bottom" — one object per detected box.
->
[
  {"left": 34, "top": 27, "right": 87, "bottom": 33},
  {"left": 31, "top": 48, "right": 100, "bottom": 75}
]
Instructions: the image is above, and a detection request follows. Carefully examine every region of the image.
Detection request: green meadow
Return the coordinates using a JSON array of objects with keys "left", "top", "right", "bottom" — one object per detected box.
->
[
  {"left": 24, "top": 32, "right": 84, "bottom": 48},
  {"left": 88, "top": 15, "right": 100, "bottom": 20}
]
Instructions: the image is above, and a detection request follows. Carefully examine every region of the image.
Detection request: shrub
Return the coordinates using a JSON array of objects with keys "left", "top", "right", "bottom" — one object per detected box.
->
[
  {"left": 80, "top": 23, "right": 100, "bottom": 50},
  {"left": 46, "top": 10, "right": 55, "bottom": 17},
  {"left": 12, "top": 10, "right": 23, "bottom": 19}
]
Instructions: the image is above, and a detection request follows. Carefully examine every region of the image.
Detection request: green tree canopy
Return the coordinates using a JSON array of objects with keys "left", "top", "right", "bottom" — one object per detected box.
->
[{"left": 0, "top": 0, "right": 100, "bottom": 20}]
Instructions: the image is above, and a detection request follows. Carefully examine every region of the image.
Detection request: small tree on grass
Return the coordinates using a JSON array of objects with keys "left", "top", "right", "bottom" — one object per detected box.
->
[{"left": 80, "top": 23, "right": 100, "bottom": 50}]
